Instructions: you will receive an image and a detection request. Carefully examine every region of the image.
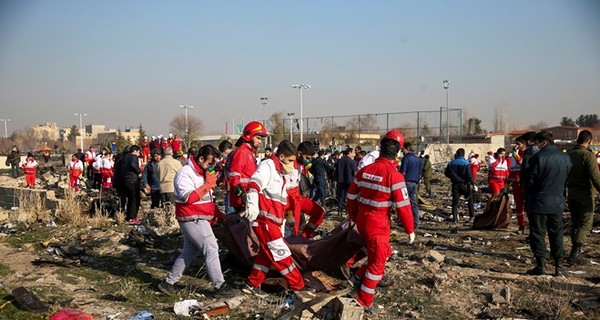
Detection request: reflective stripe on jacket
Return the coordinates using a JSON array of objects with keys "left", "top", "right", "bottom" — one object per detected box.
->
[
  {"left": 174, "top": 157, "right": 215, "bottom": 221},
  {"left": 347, "top": 157, "right": 414, "bottom": 234},
  {"left": 248, "top": 157, "right": 288, "bottom": 226}
]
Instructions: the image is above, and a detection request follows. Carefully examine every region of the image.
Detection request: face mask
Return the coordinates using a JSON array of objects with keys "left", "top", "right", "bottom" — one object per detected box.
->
[
  {"left": 303, "top": 158, "right": 312, "bottom": 166},
  {"left": 281, "top": 161, "right": 294, "bottom": 174},
  {"left": 206, "top": 165, "right": 215, "bottom": 173}
]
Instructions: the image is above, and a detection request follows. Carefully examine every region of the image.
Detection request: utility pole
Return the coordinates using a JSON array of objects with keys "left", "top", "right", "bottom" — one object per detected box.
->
[
  {"left": 292, "top": 84, "right": 310, "bottom": 142},
  {"left": 74, "top": 113, "right": 87, "bottom": 151},
  {"left": 287, "top": 112, "right": 295, "bottom": 142},
  {"left": 179, "top": 105, "right": 194, "bottom": 148},
  {"left": 0, "top": 118, "right": 11, "bottom": 138},
  {"left": 260, "top": 97, "right": 268, "bottom": 147},
  {"left": 443, "top": 80, "right": 450, "bottom": 144}
]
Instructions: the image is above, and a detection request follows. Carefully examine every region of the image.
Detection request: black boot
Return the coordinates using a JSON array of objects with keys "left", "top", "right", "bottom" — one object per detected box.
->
[
  {"left": 526, "top": 257, "right": 545, "bottom": 275},
  {"left": 554, "top": 258, "right": 567, "bottom": 277},
  {"left": 567, "top": 245, "right": 586, "bottom": 266}
]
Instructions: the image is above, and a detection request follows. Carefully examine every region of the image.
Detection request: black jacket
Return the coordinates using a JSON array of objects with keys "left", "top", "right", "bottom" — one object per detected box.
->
[
  {"left": 310, "top": 157, "right": 334, "bottom": 181},
  {"left": 336, "top": 156, "right": 357, "bottom": 184},
  {"left": 120, "top": 153, "right": 142, "bottom": 183},
  {"left": 8, "top": 150, "right": 21, "bottom": 165},
  {"left": 524, "top": 144, "right": 571, "bottom": 214}
]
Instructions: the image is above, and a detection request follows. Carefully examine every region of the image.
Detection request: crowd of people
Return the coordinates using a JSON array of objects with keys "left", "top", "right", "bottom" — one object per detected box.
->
[
  {"left": 445, "top": 129, "right": 600, "bottom": 277},
  {"left": 3, "top": 123, "right": 600, "bottom": 314}
]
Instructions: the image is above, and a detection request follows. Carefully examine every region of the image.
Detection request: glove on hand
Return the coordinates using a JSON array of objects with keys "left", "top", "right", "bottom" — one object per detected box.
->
[
  {"left": 204, "top": 171, "right": 217, "bottom": 188},
  {"left": 473, "top": 185, "right": 478, "bottom": 192},
  {"left": 234, "top": 184, "right": 246, "bottom": 197},
  {"left": 408, "top": 232, "right": 415, "bottom": 244}
]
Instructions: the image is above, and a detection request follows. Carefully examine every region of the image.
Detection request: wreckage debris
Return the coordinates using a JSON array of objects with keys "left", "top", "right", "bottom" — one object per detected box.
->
[{"left": 11, "top": 286, "right": 48, "bottom": 313}]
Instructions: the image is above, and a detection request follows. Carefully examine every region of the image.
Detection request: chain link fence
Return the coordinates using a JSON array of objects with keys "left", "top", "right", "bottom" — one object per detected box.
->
[{"left": 271, "top": 108, "right": 463, "bottom": 150}]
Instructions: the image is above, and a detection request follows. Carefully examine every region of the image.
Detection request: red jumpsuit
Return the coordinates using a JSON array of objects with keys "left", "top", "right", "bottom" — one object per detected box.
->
[
  {"left": 68, "top": 159, "right": 84, "bottom": 191},
  {"left": 172, "top": 135, "right": 182, "bottom": 154},
  {"left": 22, "top": 159, "right": 39, "bottom": 188},
  {"left": 508, "top": 151, "right": 525, "bottom": 228},
  {"left": 488, "top": 157, "right": 509, "bottom": 195},
  {"left": 246, "top": 157, "right": 304, "bottom": 291},
  {"left": 227, "top": 143, "right": 257, "bottom": 210},
  {"left": 346, "top": 157, "right": 414, "bottom": 308},
  {"left": 469, "top": 156, "right": 480, "bottom": 183},
  {"left": 100, "top": 158, "right": 114, "bottom": 190},
  {"left": 141, "top": 140, "right": 150, "bottom": 164},
  {"left": 284, "top": 160, "right": 325, "bottom": 238}
]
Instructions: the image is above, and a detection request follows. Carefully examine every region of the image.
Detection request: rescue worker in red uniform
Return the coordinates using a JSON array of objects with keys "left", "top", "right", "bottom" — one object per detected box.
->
[
  {"left": 22, "top": 152, "right": 39, "bottom": 188},
  {"left": 469, "top": 153, "right": 481, "bottom": 183},
  {"left": 508, "top": 137, "right": 527, "bottom": 233},
  {"left": 100, "top": 153, "right": 115, "bottom": 190},
  {"left": 160, "top": 137, "right": 170, "bottom": 155},
  {"left": 141, "top": 136, "right": 150, "bottom": 164},
  {"left": 68, "top": 154, "right": 84, "bottom": 191},
  {"left": 488, "top": 148, "right": 509, "bottom": 196},
  {"left": 172, "top": 134, "right": 182, "bottom": 154},
  {"left": 227, "top": 121, "right": 269, "bottom": 213},
  {"left": 283, "top": 141, "right": 325, "bottom": 238},
  {"left": 346, "top": 130, "right": 415, "bottom": 313},
  {"left": 244, "top": 140, "right": 305, "bottom": 295}
]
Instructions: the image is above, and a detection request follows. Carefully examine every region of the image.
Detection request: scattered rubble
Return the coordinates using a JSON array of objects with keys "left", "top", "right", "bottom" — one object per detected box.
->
[{"left": 0, "top": 160, "right": 599, "bottom": 319}]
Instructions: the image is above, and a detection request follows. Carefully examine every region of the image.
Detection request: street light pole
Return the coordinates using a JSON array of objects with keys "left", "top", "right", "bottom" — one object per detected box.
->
[
  {"left": 287, "top": 112, "right": 295, "bottom": 143},
  {"left": 443, "top": 80, "right": 450, "bottom": 144},
  {"left": 74, "top": 113, "right": 87, "bottom": 151},
  {"left": 292, "top": 84, "right": 310, "bottom": 142},
  {"left": 179, "top": 105, "right": 194, "bottom": 148},
  {"left": 0, "top": 118, "right": 11, "bottom": 138},
  {"left": 260, "top": 97, "right": 268, "bottom": 147}
]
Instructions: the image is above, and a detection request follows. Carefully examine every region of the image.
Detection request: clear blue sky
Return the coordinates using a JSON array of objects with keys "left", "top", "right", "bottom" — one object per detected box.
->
[{"left": 1, "top": 0, "right": 599, "bottom": 136}]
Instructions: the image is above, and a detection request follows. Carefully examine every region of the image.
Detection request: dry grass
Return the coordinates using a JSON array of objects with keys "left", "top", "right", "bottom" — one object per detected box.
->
[
  {"left": 114, "top": 210, "right": 126, "bottom": 225},
  {"left": 15, "top": 188, "right": 49, "bottom": 224},
  {"left": 54, "top": 189, "right": 86, "bottom": 225}
]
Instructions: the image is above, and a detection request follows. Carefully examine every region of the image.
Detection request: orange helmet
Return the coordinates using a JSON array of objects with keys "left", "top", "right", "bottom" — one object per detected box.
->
[
  {"left": 383, "top": 129, "right": 404, "bottom": 147},
  {"left": 241, "top": 121, "right": 269, "bottom": 141}
]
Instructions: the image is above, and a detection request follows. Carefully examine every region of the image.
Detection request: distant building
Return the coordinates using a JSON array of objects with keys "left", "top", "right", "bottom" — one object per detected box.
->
[
  {"left": 32, "top": 122, "right": 60, "bottom": 141},
  {"left": 542, "top": 126, "right": 600, "bottom": 144},
  {"left": 97, "top": 128, "right": 139, "bottom": 145},
  {"left": 84, "top": 124, "right": 112, "bottom": 139}
]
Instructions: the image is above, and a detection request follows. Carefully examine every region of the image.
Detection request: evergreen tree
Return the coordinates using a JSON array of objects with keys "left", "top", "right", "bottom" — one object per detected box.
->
[{"left": 116, "top": 128, "right": 129, "bottom": 152}]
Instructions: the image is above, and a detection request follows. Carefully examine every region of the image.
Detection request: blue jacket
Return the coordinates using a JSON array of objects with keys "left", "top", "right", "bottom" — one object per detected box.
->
[
  {"left": 399, "top": 152, "right": 422, "bottom": 183},
  {"left": 444, "top": 157, "right": 473, "bottom": 184},
  {"left": 141, "top": 160, "right": 161, "bottom": 191}
]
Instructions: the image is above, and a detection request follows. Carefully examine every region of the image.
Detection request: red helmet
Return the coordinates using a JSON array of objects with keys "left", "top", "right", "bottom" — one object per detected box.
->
[
  {"left": 383, "top": 129, "right": 404, "bottom": 147},
  {"left": 241, "top": 121, "right": 269, "bottom": 141}
]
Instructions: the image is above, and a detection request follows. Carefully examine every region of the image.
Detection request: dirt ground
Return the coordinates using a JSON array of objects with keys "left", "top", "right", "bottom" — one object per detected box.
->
[{"left": 0, "top": 167, "right": 599, "bottom": 320}]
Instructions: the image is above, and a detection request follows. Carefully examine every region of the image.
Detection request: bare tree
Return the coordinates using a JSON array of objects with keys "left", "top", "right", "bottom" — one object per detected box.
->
[
  {"left": 529, "top": 121, "right": 548, "bottom": 131},
  {"left": 17, "top": 128, "right": 41, "bottom": 152},
  {"left": 493, "top": 101, "right": 508, "bottom": 134},
  {"left": 358, "top": 114, "right": 378, "bottom": 132},
  {"left": 268, "top": 112, "right": 286, "bottom": 146},
  {"left": 420, "top": 123, "right": 432, "bottom": 137},
  {"left": 170, "top": 114, "right": 203, "bottom": 146},
  {"left": 395, "top": 122, "right": 415, "bottom": 138}
]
